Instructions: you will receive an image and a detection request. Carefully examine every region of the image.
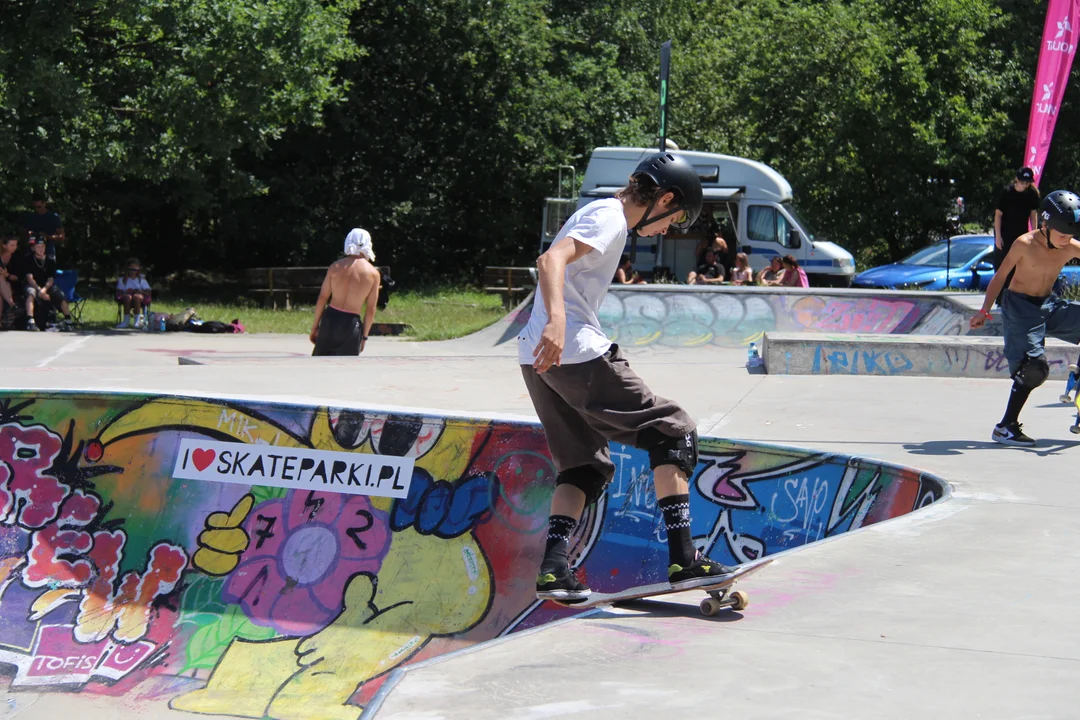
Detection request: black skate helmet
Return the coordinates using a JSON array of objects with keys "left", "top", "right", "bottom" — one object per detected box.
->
[
  {"left": 630, "top": 152, "right": 703, "bottom": 232},
  {"left": 1040, "top": 190, "right": 1080, "bottom": 237}
]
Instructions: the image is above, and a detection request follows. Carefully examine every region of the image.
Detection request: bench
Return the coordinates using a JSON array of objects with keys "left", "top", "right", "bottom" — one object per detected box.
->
[
  {"left": 483, "top": 266, "right": 537, "bottom": 306},
  {"left": 245, "top": 266, "right": 393, "bottom": 310}
]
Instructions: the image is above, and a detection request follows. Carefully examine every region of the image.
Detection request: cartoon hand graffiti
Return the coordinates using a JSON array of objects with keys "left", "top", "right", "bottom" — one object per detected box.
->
[
  {"left": 192, "top": 494, "right": 253, "bottom": 576},
  {"left": 167, "top": 408, "right": 496, "bottom": 720}
]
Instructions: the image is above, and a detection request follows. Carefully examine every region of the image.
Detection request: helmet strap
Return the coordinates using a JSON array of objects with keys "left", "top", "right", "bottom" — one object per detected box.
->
[{"left": 631, "top": 197, "right": 687, "bottom": 231}]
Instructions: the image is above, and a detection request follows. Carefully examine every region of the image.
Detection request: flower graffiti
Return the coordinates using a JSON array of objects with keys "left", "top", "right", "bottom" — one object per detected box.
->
[{"left": 223, "top": 490, "right": 391, "bottom": 635}]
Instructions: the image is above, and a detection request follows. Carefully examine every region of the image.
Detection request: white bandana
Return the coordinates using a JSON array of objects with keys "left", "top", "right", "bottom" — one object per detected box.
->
[{"left": 344, "top": 228, "right": 375, "bottom": 261}]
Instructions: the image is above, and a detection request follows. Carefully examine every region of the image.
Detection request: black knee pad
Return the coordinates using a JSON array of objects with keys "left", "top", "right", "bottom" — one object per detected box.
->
[
  {"left": 638, "top": 427, "right": 699, "bottom": 476},
  {"left": 1013, "top": 355, "right": 1050, "bottom": 390},
  {"left": 556, "top": 465, "right": 612, "bottom": 505}
]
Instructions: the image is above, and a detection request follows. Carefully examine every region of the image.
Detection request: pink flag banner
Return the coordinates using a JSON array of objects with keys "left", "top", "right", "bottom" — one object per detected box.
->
[{"left": 1025, "top": 0, "right": 1079, "bottom": 185}]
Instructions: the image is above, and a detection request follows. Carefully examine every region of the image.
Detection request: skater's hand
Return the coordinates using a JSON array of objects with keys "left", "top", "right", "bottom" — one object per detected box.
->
[
  {"left": 533, "top": 320, "right": 565, "bottom": 373},
  {"left": 309, "top": 327, "right": 318, "bottom": 345},
  {"left": 994, "top": 235, "right": 1003, "bottom": 250},
  {"left": 969, "top": 310, "right": 990, "bottom": 330}
]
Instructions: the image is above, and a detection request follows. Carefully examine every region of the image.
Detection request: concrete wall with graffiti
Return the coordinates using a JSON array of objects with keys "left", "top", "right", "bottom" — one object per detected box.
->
[
  {"left": 0, "top": 391, "right": 947, "bottom": 719},
  {"left": 596, "top": 286, "right": 999, "bottom": 349}
]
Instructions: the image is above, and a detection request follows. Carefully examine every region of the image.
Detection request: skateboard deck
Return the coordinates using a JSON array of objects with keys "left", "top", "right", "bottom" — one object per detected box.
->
[
  {"left": 1061, "top": 362, "right": 1079, "bottom": 406},
  {"left": 1071, "top": 369, "right": 1080, "bottom": 435},
  {"left": 551, "top": 558, "right": 773, "bottom": 616}
]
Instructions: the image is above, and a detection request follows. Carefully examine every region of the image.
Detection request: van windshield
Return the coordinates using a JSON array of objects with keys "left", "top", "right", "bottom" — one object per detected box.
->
[{"left": 781, "top": 203, "right": 816, "bottom": 242}]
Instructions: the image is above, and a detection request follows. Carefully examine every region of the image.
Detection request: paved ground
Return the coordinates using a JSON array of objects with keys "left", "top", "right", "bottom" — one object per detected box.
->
[{"left": 2, "top": 328, "right": 1079, "bottom": 719}]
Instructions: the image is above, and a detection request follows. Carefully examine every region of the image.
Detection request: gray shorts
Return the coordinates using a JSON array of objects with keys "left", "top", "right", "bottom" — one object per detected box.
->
[
  {"left": 520, "top": 344, "right": 695, "bottom": 483},
  {"left": 1001, "top": 289, "right": 1080, "bottom": 374}
]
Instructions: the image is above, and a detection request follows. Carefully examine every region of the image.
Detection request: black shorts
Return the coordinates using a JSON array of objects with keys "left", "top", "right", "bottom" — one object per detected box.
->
[{"left": 313, "top": 306, "right": 362, "bottom": 356}]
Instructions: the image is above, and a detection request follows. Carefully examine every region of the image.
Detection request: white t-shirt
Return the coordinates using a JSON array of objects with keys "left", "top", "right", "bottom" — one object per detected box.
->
[
  {"left": 116, "top": 275, "right": 151, "bottom": 292},
  {"left": 518, "top": 198, "right": 627, "bottom": 365}
]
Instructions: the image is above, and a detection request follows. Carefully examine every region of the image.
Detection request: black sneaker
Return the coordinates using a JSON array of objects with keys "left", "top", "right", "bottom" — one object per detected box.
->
[
  {"left": 536, "top": 565, "right": 591, "bottom": 601},
  {"left": 668, "top": 553, "right": 736, "bottom": 590},
  {"left": 992, "top": 422, "right": 1036, "bottom": 447}
]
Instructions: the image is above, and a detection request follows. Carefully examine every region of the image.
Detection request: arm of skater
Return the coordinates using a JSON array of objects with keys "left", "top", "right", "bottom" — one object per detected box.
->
[
  {"left": 310, "top": 267, "right": 333, "bottom": 345},
  {"left": 361, "top": 270, "right": 379, "bottom": 353},
  {"left": 971, "top": 241, "right": 1025, "bottom": 329},
  {"left": 532, "top": 236, "right": 596, "bottom": 373}
]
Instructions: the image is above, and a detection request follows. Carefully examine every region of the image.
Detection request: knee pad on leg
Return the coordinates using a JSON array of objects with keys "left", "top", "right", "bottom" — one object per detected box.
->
[
  {"left": 638, "top": 427, "right": 699, "bottom": 476},
  {"left": 555, "top": 465, "right": 612, "bottom": 505},
  {"left": 1013, "top": 355, "right": 1050, "bottom": 390}
]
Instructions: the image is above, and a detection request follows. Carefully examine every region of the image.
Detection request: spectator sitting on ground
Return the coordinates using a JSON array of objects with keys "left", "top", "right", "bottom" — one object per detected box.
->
[
  {"left": 780, "top": 254, "right": 810, "bottom": 288},
  {"left": 20, "top": 237, "right": 71, "bottom": 331},
  {"left": 731, "top": 252, "right": 753, "bottom": 285},
  {"left": 310, "top": 228, "right": 381, "bottom": 356},
  {"left": 687, "top": 248, "right": 726, "bottom": 285},
  {"left": 116, "top": 258, "right": 153, "bottom": 328},
  {"left": 613, "top": 255, "right": 647, "bottom": 284},
  {"left": 756, "top": 256, "right": 783, "bottom": 285},
  {"left": 1, "top": 233, "right": 20, "bottom": 317},
  {"left": 20, "top": 193, "right": 65, "bottom": 261}
]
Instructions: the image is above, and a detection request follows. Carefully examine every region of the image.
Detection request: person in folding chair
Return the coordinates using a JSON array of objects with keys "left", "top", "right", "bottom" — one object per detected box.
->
[
  {"left": 115, "top": 258, "right": 153, "bottom": 328},
  {"left": 21, "top": 237, "right": 72, "bottom": 331}
]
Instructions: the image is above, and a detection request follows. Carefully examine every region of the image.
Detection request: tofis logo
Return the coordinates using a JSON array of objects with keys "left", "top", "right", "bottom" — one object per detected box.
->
[{"left": 172, "top": 439, "right": 414, "bottom": 498}]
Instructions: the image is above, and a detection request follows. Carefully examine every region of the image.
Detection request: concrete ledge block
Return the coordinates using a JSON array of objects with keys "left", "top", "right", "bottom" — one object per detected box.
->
[{"left": 762, "top": 332, "right": 1077, "bottom": 378}]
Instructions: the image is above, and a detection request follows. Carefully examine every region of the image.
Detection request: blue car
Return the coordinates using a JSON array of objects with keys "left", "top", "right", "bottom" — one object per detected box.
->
[
  {"left": 853, "top": 234, "right": 1080, "bottom": 292},
  {"left": 852, "top": 235, "right": 997, "bottom": 291}
]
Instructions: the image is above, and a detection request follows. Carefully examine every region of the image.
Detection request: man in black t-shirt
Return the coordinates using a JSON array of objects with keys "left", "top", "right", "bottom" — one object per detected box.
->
[
  {"left": 993, "top": 167, "right": 1041, "bottom": 272},
  {"left": 20, "top": 194, "right": 65, "bottom": 261},
  {"left": 686, "top": 248, "right": 726, "bottom": 285},
  {"left": 19, "top": 237, "right": 71, "bottom": 330}
]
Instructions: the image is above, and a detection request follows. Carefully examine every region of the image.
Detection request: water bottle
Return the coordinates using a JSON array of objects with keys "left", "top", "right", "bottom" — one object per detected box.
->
[
  {"left": 747, "top": 341, "right": 762, "bottom": 368},
  {"left": 159, "top": 314, "right": 167, "bottom": 332}
]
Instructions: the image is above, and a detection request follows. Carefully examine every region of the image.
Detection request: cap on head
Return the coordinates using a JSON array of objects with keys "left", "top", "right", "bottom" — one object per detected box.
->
[
  {"left": 1040, "top": 190, "right": 1080, "bottom": 236},
  {"left": 631, "top": 152, "right": 703, "bottom": 230},
  {"left": 1017, "top": 167, "right": 1035, "bottom": 183}
]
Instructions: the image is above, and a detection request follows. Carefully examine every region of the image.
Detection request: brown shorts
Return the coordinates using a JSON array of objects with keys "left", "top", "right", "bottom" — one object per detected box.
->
[{"left": 520, "top": 344, "right": 695, "bottom": 483}]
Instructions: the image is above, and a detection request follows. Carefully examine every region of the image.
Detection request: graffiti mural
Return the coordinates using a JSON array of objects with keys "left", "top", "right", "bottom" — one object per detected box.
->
[
  {"left": 0, "top": 392, "right": 947, "bottom": 719},
  {"left": 594, "top": 287, "right": 1000, "bottom": 349}
]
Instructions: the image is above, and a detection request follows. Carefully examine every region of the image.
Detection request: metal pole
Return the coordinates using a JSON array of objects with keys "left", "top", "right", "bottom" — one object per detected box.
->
[{"left": 659, "top": 40, "right": 671, "bottom": 151}]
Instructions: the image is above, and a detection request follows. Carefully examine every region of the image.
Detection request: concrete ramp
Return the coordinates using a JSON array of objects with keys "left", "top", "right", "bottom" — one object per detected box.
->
[
  {"left": 763, "top": 332, "right": 1078, "bottom": 378},
  {"left": 0, "top": 390, "right": 946, "bottom": 719}
]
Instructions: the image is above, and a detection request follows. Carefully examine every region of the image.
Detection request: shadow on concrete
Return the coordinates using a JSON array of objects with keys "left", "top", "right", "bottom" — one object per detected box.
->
[
  {"left": 903, "top": 438, "right": 1080, "bottom": 457},
  {"left": 590, "top": 599, "right": 747, "bottom": 623}
]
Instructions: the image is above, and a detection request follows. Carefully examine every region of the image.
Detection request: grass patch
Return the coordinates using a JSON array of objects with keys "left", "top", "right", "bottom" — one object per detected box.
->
[{"left": 77, "top": 288, "right": 510, "bottom": 339}]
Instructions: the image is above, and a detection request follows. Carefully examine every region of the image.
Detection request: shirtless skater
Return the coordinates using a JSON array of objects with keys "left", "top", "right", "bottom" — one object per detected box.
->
[
  {"left": 520, "top": 151, "right": 735, "bottom": 601},
  {"left": 970, "top": 190, "right": 1080, "bottom": 446},
  {"left": 310, "top": 228, "right": 381, "bottom": 356}
]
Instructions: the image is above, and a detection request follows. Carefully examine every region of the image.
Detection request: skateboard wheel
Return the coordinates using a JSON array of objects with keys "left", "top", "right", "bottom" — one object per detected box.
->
[
  {"left": 699, "top": 597, "right": 722, "bottom": 617},
  {"left": 730, "top": 590, "right": 750, "bottom": 611}
]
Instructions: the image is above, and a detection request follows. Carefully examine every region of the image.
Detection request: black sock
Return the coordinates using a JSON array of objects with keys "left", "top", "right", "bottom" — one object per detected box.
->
[
  {"left": 540, "top": 515, "right": 577, "bottom": 573},
  {"left": 1000, "top": 383, "right": 1033, "bottom": 427},
  {"left": 658, "top": 494, "right": 696, "bottom": 567}
]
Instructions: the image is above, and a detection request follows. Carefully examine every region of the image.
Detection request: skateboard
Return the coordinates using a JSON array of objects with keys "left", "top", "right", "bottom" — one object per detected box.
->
[
  {"left": 1061, "top": 361, "right": 1080, "bottom": 405},
  {"left": 1070, "top": 371, "right": 1080, "bottom": 434},
  {"left": 550, "top": 558, "right": 773, "bottom": 616}
]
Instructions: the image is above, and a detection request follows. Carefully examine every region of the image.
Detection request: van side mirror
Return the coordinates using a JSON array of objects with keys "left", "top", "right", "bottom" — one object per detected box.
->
[{"left": 788, "top": 229, "right": 801, "bottom": 249}]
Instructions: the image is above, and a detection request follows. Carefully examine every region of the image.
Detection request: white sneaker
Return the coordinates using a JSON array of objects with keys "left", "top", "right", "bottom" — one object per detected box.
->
[
  {"left": 116, "top": 316, "right": 130, "bottom": 329},
  {"left": 134, "top": 314, "right": 145, "bottom": 329}
]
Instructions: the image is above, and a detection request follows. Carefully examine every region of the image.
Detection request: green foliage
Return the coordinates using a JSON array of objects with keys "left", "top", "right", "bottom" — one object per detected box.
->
[
  {"left": 1, "top": 0, "right": 1077, "bottom": 279},
  {"left": 177, "top": 575, "right": 278, "bottom": 673}
]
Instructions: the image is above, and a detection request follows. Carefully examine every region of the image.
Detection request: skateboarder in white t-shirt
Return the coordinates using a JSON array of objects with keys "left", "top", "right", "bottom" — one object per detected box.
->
[{"left": 519, "top": 152, "right": 735, "bottom": 601}]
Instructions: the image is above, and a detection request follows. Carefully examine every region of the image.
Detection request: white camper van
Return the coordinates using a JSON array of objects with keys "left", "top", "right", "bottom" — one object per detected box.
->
[{"left": 541, "top": 147, "right": 855, "bottom": 286}]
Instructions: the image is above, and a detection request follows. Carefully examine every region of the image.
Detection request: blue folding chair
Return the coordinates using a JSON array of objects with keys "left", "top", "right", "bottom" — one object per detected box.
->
[{"left": 53, "top": 269, "right": 86, "bottom": 326}]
